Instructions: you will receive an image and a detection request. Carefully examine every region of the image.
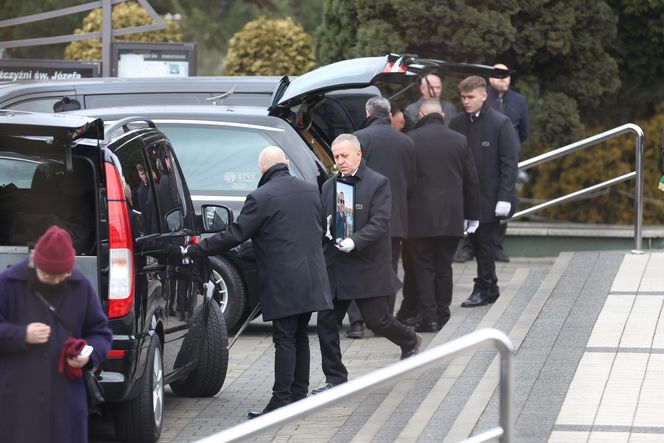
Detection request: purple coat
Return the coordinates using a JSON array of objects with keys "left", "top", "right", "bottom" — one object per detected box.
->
[{"left": 0, "top": 258, "right": 112, "bottom": 443}]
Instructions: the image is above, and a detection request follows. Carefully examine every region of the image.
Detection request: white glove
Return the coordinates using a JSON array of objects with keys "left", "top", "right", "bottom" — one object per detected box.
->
[
  {"left": 495, "top": 201, "right": 511, "bottom": 217},
  {"left": 325, "top": 215, "right": 333, "bottom": 240},
  {"left": 335, "top": 238, "right": 355, "bottom": 253},
  {"left": 180, "top": 245, "right": 191, "bottom": 265},
  {"left": 464, "top": 219, "right": 479, "bottom": 234}
]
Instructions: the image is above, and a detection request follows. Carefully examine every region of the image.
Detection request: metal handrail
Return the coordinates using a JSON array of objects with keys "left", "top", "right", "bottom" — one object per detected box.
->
[
  {"left": 511, "top": 123, "right": 645, "bottom": 253},
  {"left": 197, "top": 328, "right": 515, "bottom": 443}
]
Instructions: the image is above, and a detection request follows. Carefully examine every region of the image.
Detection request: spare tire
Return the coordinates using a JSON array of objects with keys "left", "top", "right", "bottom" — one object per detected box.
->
[{"left": 170, "top": 300, "right": 228, "bottom": 397}]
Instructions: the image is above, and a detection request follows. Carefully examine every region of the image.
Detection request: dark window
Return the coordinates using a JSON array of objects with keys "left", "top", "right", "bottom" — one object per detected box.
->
[
  {"left": 145, "top": 140, "right": 187, "bottom": 231},
  {"left": 113, "top": 136, "right": 159, "bottom": 236}
]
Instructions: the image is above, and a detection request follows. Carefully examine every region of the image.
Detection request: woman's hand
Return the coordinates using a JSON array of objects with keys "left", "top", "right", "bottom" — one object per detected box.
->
[
  {"left": 67, "top": 355, "right": 89, "bottom": 368},
  {"left": 26, "top": 322, "right": 51, "bottom": 344}
]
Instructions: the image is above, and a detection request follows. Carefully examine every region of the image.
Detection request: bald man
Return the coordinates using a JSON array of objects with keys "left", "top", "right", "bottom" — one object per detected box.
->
[
  {"left": 186, "top": 146, "right": 333, "bottom": 418},
  {"left": 404, "top": 73, "right": 459, "bottom": 131}
]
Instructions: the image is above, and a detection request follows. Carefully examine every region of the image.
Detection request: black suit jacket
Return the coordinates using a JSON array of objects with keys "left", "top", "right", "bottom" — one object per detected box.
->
[
  {"left": 449, "top": 103, "right": 519, "bottom": 223},
  {"left": 190, "top": 164, "right": 332, "bottom": 321},
  {"left": 407, "top": 113, "right": 480, "bottom": 238},
  {"left": 354, "top": 117, "right": 416, "bottom": 238},
  {"left": 321, "top": 161, "right": 401, "bottom": 300}
]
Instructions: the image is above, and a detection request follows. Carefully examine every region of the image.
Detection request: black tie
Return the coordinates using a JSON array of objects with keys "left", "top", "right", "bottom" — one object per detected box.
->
[{"left": 499, "top": 97, "right": 504, "bottom": 113}]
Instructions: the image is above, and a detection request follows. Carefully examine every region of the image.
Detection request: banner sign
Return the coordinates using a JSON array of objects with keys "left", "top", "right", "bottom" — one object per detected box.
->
[{"left": 0, "top": 59, "right": 100, "bottom": 80}]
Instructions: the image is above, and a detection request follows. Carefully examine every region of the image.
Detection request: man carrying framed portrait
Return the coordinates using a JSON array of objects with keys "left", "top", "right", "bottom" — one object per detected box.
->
[{"left": 312, "top": 134, "right": 421, "bottom": 395}]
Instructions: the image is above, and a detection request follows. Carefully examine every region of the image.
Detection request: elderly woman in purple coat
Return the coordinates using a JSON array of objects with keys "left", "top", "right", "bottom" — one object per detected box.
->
[{"left": 0, "top": 225, "right": 112, "bottom": 443}]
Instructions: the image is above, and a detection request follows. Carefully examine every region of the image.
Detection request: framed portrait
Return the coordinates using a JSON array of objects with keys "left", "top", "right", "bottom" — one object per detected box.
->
[{"left": 334, "top": 179, "right": 355, "bottom": 241}]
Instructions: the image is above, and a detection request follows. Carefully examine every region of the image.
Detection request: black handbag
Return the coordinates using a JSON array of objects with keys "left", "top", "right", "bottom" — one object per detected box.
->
[{"left": 32, "top": 290, "right": 106, "bottom": 407}]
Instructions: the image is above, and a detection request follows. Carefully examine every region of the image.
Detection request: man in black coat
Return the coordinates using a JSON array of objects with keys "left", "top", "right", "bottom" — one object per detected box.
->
[
  {"left": 402, "top": 99, "right": 480, "bottom": 331},
  {"left": 449, "top": 76, "right": 519, "bottom": 307},
  {"left": 185, "top": 146, "right": 333, "bottom": 417},
  {"left": 312, "top": 134, "right": 421, "bottom": 394},
  {"left": 345, "top": 96, "right": 416, "bottom": 337}
]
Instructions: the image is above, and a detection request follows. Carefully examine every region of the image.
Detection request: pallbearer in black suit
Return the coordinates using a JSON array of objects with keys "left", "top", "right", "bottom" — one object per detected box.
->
[
  {"left": 449, "top": 76, "right": 519, "bottom": 307},
  {"left": 345, "top": 96, "right": 417, "bottom": 338},
  {"left": 312, "top": 134, "right": 421, "bottom": 394},
  {"left": 185, "top": 146, "right": 333, "bottom": 418},
  {"left": 403, "top": 99, "right": 480, "bottom": 331}
]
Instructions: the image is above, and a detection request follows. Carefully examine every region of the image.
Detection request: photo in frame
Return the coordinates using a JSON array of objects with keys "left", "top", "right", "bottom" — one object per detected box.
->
[{"left": 334, "top": 179, "right": 355, "bottom": 241}]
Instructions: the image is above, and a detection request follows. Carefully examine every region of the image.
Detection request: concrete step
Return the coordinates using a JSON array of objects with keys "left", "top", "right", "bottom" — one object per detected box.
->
[
  {"left": 341, "top": 258, "right": 556, "bottom": 442},
  {"left": 505, "top": 223, "right": 664, "bottom": 256},
  {"left": 469, "top": 251, "right": 624, "bottom": 441},
  {"left": 345, "top": 251, "right": 624, "bottom": 442}
]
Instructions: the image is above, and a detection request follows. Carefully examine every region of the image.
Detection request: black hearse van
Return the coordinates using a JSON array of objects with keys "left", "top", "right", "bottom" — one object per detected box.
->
[{"left": 0, "top": 110, "right": 229, "bottom": 443}]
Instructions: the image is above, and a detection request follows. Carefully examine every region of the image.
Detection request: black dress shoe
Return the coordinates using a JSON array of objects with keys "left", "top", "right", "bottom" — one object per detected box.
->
[
  {"left": 416, "top": 321, "right": 441, "bottom": 333},
  {"left": 460, "top": 291, "right": 489, "bottom": 308},
  {"left": 247, "top": 409, "right": 265, "bottom": 419},
  {"left": 400, "top": 333, "right": 422, "bottom": 360},
  {"left": 486, "top": 291, "right": 500, "bottom": 304},
  {"left": 311, "top": 382, "right": 338, "bottom": 395},
  {"left": 345, "top": 321, "right": 366, "bottom": 339},
  {"left": 247, "top": 401, "right": 285, "bottom": 419}
]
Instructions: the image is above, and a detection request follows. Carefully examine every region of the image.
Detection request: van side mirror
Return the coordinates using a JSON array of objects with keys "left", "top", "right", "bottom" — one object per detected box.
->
[
  {"left": 165, "top": 208, "right": 184, "bottom": 232},
  {"left": 201, "top": 204, "right": 232, "bottom": 232}
]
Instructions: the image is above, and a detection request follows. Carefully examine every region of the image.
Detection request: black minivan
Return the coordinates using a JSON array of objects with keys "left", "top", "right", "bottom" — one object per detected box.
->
[{"left": 0, "top": 110, "right": 230, "bottom": 443}]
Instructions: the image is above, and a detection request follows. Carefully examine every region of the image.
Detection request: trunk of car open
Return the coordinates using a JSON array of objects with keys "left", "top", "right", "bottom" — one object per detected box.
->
[{"left": 0, "top": 140, "right": 100, "bottom": 292}]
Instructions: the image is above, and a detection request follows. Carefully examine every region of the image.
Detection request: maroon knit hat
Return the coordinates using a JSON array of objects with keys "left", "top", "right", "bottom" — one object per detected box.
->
[{"left": 33, "top": 226, "right": 75, "bottom": 274}]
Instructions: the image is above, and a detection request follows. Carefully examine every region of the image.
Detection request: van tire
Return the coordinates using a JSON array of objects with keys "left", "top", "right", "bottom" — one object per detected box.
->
[
  {"left": 208, "top": 255, "right": 246, "bottom": 332},
  {"left": 170, "top": 301, "right": 228, "bottom": 397},
  {"left": 114, "top": 335, "right": 163, "bottom": 443}
]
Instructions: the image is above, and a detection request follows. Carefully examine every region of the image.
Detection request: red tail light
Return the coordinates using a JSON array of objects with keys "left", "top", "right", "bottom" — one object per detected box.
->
[
  {"left": 105, "top": 162, "right": 135, "bottom": 319},
  {"left": 107, "top": 349, "right": 126, "bottom": 359}
]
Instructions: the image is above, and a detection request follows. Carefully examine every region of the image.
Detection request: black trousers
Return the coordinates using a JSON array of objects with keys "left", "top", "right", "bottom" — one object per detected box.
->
[
  {"left": 271, "top": 312, "right": 312, "bottom": 404},
  {"left": 468, "top": 221, "right": 500, "bottom": 296},
  {"left": 317, "top": 295, "right": 417, "bottom": 385},
  {"left": 347, "top": 237, "right": 402, "bottom": 324},
  {"left": 410, "top": 236, "right": 458, "bottom": 324},
  {"left": 458, "top": 222, "right": 507, "bottom": 257}
]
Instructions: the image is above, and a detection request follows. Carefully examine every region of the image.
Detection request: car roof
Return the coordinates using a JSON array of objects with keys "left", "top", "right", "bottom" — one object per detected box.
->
[
  {"left": 0, "top": 76, "right": 282, "bottom": 97},
  {"left": 65, "top": 105, "right": 284, "bottom": 125}
]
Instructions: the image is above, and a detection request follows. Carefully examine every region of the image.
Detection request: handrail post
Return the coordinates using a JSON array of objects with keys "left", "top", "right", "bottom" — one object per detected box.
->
[
  {"left": 516, "top": 123, "right": 645, "bottom": 254},
  {"left": 498, "top": 337, "right": 513, "bottom": 443},
  {"left": 631, "top": 123, "right": 644, "bottom": 254}
]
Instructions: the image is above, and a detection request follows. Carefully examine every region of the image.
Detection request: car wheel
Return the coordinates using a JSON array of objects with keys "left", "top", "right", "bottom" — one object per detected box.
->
[
  {"left": 114, "top": 335, "right": 163, "bottom": 443},
  {"left": 208, "top": 255, "right": 246, "bottom": 332},
  {"left": 170, "top": 301, "right": 229, "bottom": 397}
]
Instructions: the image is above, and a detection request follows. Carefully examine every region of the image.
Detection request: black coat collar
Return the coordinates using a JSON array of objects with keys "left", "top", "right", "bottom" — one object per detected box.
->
[
  {"left": 257, "top": 163, "right": 290, "bottom": 188},
  {"left": 415, "top": 112, "right": 445, "bottom": 129},
  {"left": 359, "top": 115, "right": 390, "bottom": 129}
]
